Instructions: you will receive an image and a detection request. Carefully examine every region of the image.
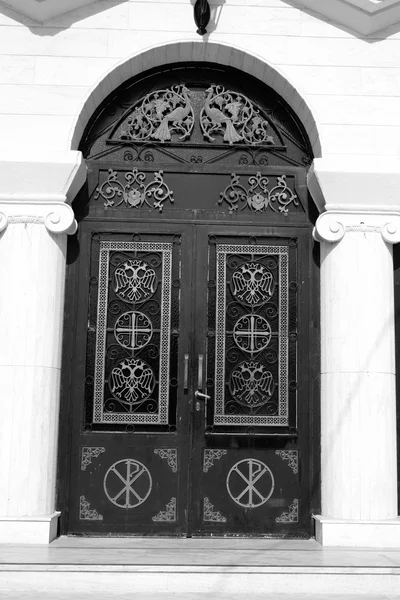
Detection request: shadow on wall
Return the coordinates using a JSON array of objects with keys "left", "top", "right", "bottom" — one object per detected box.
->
[
  {"left": 2, "top": 0, "right": 400, "bottom": 39},
  {"left": 0, "top": 0, "right": 128, "bottom": 35},
  {"left": 0, "top": 0, "right": 228, "bottom": 36},
  {"left": 281, "top": 0, "right": 400, "bottom": 42}
]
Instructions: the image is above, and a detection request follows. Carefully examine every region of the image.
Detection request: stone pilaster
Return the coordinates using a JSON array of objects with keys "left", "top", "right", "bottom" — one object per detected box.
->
[
  {"left": 309, "top": 157, "right": 400, "bottom": 547},
  {"left": 0, "top": 152, "right": 85, "bottom": 543}
]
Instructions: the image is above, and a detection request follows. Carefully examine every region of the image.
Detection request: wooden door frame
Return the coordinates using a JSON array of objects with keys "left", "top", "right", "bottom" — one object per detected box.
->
[{"left": 57, "top": 201, "right": 320, "bottom": 538}]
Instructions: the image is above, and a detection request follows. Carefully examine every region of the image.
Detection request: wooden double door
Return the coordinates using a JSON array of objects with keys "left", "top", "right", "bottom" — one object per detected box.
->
[{"left": 65, "top": 219, "right": 312, "bottom": 537}]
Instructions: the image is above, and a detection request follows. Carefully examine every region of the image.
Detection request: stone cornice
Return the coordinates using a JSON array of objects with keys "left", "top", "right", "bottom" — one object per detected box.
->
[
  {"left": 0, "top": 201, "right": 77, "bottom": 235},
  {"left": 0, "top": 151, "right": 86, "bottom": 204},
  {"left": 3, "top": 0, "right": 400, "bottom": 33},
  {"left": 1, "top": 0, "right": 101, "bottom": 22},
  {"left": 308, "top": 156, "right": 400, "bottom": 215},
  {"left": 288, "top": 0, "right": 400, "bottom": 35}
]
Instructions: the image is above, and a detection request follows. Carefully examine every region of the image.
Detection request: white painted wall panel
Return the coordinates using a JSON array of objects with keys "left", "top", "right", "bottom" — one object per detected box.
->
[{"left": 0, "top": 0, "right": 399, "bottom": 157}]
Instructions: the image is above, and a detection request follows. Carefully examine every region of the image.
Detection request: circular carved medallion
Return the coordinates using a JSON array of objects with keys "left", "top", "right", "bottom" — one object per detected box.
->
[
  {"left": 109, "top": 358, "right": 155, "bottom": 406},
  {"left": 233, "top": 314, "right": 271, "bottom": 353},
  {"left": 226, "top": 458, "right": 274, "bottom": 508},
  {"left": 114, "top": 311, "right": 153, "bottom": 350},
  {"left": 113, "top": 259, "right": 157, "bottom": 304},
  {"left": 104, "top": 459, "right": 152, "bottom": 508},
  {"left": 229, "top": 360, "right": 275, "bottom": 408},
  {"left": 230, "top": 262, "right": 274, "bottom": 306}
]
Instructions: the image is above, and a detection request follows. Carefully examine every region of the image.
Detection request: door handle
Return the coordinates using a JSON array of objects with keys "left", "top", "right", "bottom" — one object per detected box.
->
[
  {"left": 183, "top": 353, "right": 189, "bottom": 391},
  {"left": 197, "top": 354, "right": 204, "bottom": 389},
  {"left": 196, "top": 354, "right": 210, "bottom": 411},
  {"left": 194, "top": 390, "right": 211, "bottom": 400}
]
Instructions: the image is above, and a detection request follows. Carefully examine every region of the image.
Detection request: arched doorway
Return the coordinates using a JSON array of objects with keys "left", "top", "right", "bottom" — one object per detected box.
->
[{"left": 59, "top": 63, "right": 319, "bottom": 537}]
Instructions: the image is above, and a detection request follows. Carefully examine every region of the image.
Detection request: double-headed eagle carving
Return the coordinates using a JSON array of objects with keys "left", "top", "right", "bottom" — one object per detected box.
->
[
  {"left": 110, "top": 358, "right": 155, "bottom": 405},
  {"left": 113, "top": 260, "right": 156, "bottom": 304},
  {"left": 231, "top": 263, "right": 274, "bottom": 306},
  {"left": 229, "top": 361, "right": 275, "bottom": 408}
]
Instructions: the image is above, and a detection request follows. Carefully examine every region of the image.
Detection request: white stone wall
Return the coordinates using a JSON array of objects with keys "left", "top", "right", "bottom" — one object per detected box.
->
[{"left": 0, "top": 0, "right": 400, "bottom": 158}]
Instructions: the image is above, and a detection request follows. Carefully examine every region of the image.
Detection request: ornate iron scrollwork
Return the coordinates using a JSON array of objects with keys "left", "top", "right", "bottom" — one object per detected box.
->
[
  {"left": 203, "top": 449, "right": 227, "bottom": 472},
  {"left": 114, "top": 311, "right": 153, "bottom": 350},
  {"left": 203, "top": 497, "right": 226, "bottom": 522},
  {"left": 119, "top": 84, "right": 194, "bottom": 143},
  {"left": 229, "top": 361, "right": 275, "bottom": 409},
  {"left": 276, "top": 498, "right": 299, "bottom": 523},
  {"left": 233, "top": 315, "right": 272, "bottom": 353},
  {"left": 212, "top": 244, "right": 289, "bottom": 427},
  {"left": 231, "top": 262, "right": 274, "bottom": 306},
  {"left": 154, "top": 448, "right": 178, "bottom": 473},
  {"left": 201, "top": 85, "right": 276, "bottom": 146},
  {"left": 152, "top": 497, "right": 177, "bottom": 522},
  {"left": 275, "top": 450, "right": 298, "bottom": 474},
  {"left": 79, "top": 495, "right": 103, "bottom": 520},
  {"left": 81, "top": 447, "right": 105, "bottom": 471},
  {"left": 113, "top": 259, "right": 157, "bottom": 303},
  {"left": 95, "top": 168, "right": 174, "bottom": 212},
  {"left": 219, "top": 172, "right": 298, "bottom": 215},
  {"left": 109, "top": 358, "right": 156, "bottom": 406},
  {"left": 93, "top": 241, "right": 174, "bottom": 426}
]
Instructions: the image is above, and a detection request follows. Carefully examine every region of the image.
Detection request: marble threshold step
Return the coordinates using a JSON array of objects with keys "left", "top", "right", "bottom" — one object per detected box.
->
[{"left": 0, "top": 537, "right": 399, "bottom": 597}]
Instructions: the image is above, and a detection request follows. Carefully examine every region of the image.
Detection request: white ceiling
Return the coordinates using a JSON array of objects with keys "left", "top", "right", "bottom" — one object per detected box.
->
[{"left": 2, "top": 0, "right": 400, "bottom": 35}]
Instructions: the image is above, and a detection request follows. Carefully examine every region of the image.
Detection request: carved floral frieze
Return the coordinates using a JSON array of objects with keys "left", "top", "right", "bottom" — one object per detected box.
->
[
  {"left": 113, "top": 84, "right": 281, "bottom": 148},
  {"left": 219, "top": 172, "right": 298, "bottom": 215},
  {"left": 201, "top": 85, "right": 276, "bottom": 146},
  {"left": 94, "top": 168, "right": 174, "bottom": 212},
  {"left": 119, "top": 84, "right": 194, "bottom": 143}
]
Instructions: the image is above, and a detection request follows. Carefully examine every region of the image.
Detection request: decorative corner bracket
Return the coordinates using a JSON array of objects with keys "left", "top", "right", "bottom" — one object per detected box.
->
[
  {"left": 152, "top": 497, "right": 177, "bottom": 522},
  {"left": 0, "top": 201, "right": 77, "bottom": 235},
  {"left": 313, "top": 211, "right": 400, "bottom": 245}
]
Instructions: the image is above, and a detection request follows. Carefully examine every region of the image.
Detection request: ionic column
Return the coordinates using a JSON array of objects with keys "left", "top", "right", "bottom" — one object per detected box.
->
[
  {"left": 0, "top": 153, "right": 85, "bottom": 543},
  {"left": 309, "top": 157, "right": 400, "bottom": 547}
]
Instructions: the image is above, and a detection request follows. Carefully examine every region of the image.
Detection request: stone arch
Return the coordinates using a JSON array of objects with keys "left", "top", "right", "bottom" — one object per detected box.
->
[{"left": 68, "top": 40, "right": 322, "bottom": 158}]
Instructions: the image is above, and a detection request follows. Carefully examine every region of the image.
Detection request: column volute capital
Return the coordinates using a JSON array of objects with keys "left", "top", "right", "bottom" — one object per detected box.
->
[
  {"left": 0, "top": 201, "right": 78, "bottom": 235},
  {"left": 0, "top": 150, "right": 86, "bottom": 236},
  {"left": 308, "top": 155, "right": 400, "bottom": 245},
  {"left": 313, "top": 211, "right": 400, "bottom": 245}
]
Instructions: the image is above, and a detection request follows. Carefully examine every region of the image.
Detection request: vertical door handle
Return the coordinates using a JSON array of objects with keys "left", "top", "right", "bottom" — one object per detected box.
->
[
  {"left": 196, "top": 354, "right": 211, "bottom": 410},
  {"left": 183, "top": 353, "right": 189, "bottom": 391},
  {"left": 197, "top": 354, "right": 204, "bottom": 390}
]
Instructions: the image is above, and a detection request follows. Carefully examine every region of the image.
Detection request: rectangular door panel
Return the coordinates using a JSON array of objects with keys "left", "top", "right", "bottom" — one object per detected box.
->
[
  {"left": 67, "top": 225, "right": 193, "bottom": 535},
  {"left": 201, "top": 447, "right": 300, "bottom": 530},
  {"left": 190, "top": 227, "right": 310, "bottom": 537}
]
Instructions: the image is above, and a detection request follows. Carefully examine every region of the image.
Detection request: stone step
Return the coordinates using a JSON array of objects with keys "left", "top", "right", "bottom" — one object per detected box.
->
[
  {"left": 1, "top": 594, "right": 399, "bottom": 600},
  {"left": 0, "top": 537, "right": 399, "bottom": 597}
]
